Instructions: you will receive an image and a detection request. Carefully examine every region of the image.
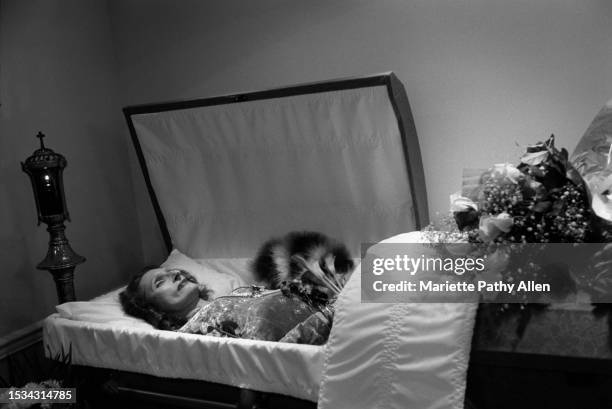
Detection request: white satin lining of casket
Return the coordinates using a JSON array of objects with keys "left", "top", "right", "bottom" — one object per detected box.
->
[
  {"left": 132, "top": 85, "right": 416, "bottom": 258},
  {"left": 43, "top": 295, "right": 323, "bottom": 402}
]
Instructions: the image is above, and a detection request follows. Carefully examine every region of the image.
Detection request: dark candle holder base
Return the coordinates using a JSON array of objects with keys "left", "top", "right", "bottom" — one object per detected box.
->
[
  {"left": 37, "top": 222, "right": 85, "bottom": 304},
  {"left": 49, "top": 266, "right": 77, "bottom": 304}
]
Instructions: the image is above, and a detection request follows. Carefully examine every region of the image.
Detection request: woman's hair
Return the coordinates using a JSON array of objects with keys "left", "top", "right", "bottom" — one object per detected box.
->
[{"left": 119, "top": 265, "right": 207, "bottom": 331}]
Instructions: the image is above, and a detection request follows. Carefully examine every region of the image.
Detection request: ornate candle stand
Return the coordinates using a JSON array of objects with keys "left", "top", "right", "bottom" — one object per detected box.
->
[{"left": 22, "top": 132, "right": 85, "bottom": 304}]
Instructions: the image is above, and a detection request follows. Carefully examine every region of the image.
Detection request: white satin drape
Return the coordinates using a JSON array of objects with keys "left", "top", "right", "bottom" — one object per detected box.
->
[{"left": 319, "top": 232, "right": 477, "bottom": 409}]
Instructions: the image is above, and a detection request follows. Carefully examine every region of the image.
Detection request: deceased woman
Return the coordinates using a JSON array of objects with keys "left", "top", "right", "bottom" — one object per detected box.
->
[{"left": 119, "top": 232, "right": 353, "bottom": 345}]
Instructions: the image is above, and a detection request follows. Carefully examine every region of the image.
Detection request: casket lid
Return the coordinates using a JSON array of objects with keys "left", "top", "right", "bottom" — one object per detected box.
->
[{"left": 124, "top": 72, "right": 428, "bottom": 258}]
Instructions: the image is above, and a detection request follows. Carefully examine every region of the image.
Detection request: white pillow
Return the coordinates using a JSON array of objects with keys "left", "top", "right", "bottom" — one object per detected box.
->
[
  {"left": 161, "top": 249, "right": 249, "bottom": 298},
  {"left": 56, "top": 301, "right": 152, "bottom": 328}
]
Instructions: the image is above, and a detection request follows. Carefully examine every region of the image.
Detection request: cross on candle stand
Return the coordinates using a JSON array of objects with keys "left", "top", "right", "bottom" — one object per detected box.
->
[{"left": 36, "top": 131, "right": 46, "bottom": 149}]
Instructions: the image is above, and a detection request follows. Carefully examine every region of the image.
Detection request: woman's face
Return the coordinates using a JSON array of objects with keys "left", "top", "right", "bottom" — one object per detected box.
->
[{"left": 139, "top": 268, "right": 200, "bottom": 314}]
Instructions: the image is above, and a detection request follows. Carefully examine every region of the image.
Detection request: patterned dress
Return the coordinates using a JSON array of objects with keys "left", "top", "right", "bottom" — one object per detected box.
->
[{"left": 178, "top": 289, "right": 333, "bottom": 344}]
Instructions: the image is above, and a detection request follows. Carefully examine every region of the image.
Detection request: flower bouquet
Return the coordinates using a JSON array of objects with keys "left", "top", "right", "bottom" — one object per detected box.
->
[
  {"left": 452, "top": 135, "right": 610, "bottom": 245},
  {"left": 280, "top": 254, "right": 349, "bottom": 309},
  {"left": 443, "top": 133, "right": 612, "bottom": 343}
]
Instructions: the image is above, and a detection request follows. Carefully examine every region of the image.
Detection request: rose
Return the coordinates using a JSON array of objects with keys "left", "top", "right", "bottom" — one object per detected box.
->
[
  {"left": 450, "top": 194, "right": 480, "bottom": 231},
  {"left": 491, "top": 163, "right": 523, "bottom": 184},
  {"left": 450, "top": 193, "right": 478, "bottom": 212},
  {"left": 478, "top": 212, "right": 514, "bottom": 242},
  {"left": 519, "top": 136, "right": 570, "bottom": 189},
  {"left": 520, "top": 150, "right": 550, "bottom": 166},
  {"left": 520, "top": 137, "right": 555, "bottom": 166}
]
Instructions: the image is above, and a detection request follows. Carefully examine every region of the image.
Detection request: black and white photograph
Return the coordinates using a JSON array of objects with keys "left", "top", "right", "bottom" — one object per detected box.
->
[{"left": 1, "top": 1, "right": 612, "bottom": 408}]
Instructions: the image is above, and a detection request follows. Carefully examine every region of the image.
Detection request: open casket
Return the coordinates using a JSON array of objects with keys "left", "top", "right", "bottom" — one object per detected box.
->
[{"left": 43, "top": 73, "right": 477, "bottom": 408}]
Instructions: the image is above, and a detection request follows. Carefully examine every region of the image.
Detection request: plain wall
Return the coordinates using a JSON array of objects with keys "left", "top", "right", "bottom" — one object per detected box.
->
[
  {"left": 0, "top": 0, "right": 143, "bottom": 335},
  {"left": 109, "top": 0, "right": 612, "bottom": 263}
]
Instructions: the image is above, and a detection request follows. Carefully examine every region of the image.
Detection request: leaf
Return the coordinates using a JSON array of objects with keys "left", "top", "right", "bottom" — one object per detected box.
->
[
  {"left": 521, "top": 150, "right": 549, "bottom": 166},
  {"left": 560, "top": 148, "right": 569, "bottom": 161}
]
